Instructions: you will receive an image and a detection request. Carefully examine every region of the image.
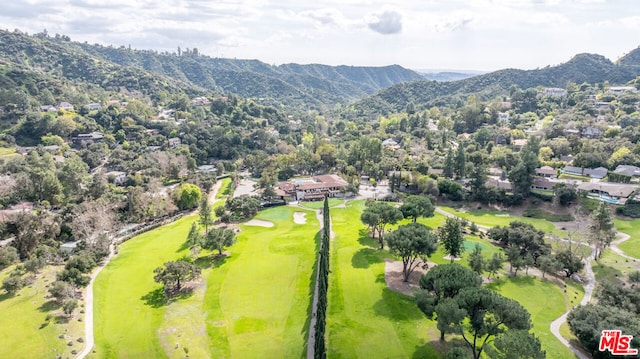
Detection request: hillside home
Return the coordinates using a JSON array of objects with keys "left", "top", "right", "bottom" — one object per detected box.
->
[
  {"left": 584, "top": 167, "right": 608, "bottom": 179},
  {"left": 545, "top": 88, "right": 567, "bottom": 97},
  {"left": 40, "top": 105, "right": 57, "bottom": 112},
  {"left": 535, "top": 166, "right": 556, "bottom": 178},
  {"left": 608, "top": 86, "right": 637, "bottom": 94},
  {"left": 512, "top": 139, "right": 527, "bottom": 151},
  {"left": 582, "top": 127, "right": 602, "bottom": 139},
  {"left": 614, "top": 165, "right": 640, "bottom": 177},
  {"left": 382, "top": 138, "right": 400, "bottom": 150},
  {"left": 531, "top": 177, "right": 554, "bottom": 191},
  {"left": 277, "top": 174, "right": 348, "bottom": 201},
  {"left": 577, "top": 182, "right": 637, "bottom": 204},
  {"left": 167, "top": 138, "right": 181, "bottom": 148},
  {"left": 72, "top": 131, "right": 105, "bottom": 146},
  {"left": 85, "top": 103, "right": 102, "bottom": 110},
  {"left": 192, "top": 96, "right": 211, "bottom": 106},
  {"left": 105, "top": 171, "right": 127, "bottom": 185},
  {"left": 485, "top": 178, "right": 512, "bottom": 191},
  {"left": 59, "top": 102, "right": 74, "bottom": 111}
]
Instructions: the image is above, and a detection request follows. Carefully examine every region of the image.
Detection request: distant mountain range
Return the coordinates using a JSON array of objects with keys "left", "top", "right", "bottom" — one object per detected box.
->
[
  {"left": 350, "top": 49, "right": 640, "bottom": 116},
  {"left": 1, "top": 29, "right": 639, "bottom": 114},
  {"left": 415, "top": 70, "right": 486, "bottom": 82},
  {"left": 0, "top": 30, "right": 423, "bottom": 109}
]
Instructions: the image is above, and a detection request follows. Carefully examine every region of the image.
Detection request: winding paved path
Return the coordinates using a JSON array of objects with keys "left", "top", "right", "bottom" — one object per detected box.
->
[
  {"left": 610, "top": 232, "right": 638, "bottom": 261},
  {"left": 76, "top": 181, "right": 224, "bottom": 359}
]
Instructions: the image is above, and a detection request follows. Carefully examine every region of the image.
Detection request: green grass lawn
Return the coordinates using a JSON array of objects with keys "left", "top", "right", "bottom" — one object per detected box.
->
[
  {"left": 487, "top": 276, "right": 583, "bottom": 359},
  {"left": 591, "top": 249, "right": 640, "bottom": 283},
  {"left": 0, "top": 265, "right": 84, "bottom": 359},
  {"left": 216, "top": 178, "right": 233, "bottom": 199},
  {"left": 299, "top": 198, "right": 345, "bottom": 209},
  {"left": 614, "top": 218, "right": 640, "bottom": 259},
  {"left": 92, "top": 205, "right": 317, "bottom": 358},
  {"left": 327, "top": 200, "right": 443, "bottom": 358},
  {"left": 438, "top": 206, "right": 565, "bottom": 236}
]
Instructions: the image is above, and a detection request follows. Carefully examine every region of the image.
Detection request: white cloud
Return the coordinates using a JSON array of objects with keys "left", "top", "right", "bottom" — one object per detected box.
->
[{"left": 366, "top": 10, "right": 403, "bottom": 34}]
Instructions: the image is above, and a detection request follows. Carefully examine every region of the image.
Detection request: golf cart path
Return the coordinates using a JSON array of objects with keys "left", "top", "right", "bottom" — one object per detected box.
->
[
  {"left": 610, "top": 231, "right": 638, "bottom": 261},
  {"left": 76, "top": 180, "right": 223, "bottom": 359}
]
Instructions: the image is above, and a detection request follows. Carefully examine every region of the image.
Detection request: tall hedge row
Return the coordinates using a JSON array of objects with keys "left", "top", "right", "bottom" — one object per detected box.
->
[{"left": 313, "top": 196, "right": 331, "bottom": 358}]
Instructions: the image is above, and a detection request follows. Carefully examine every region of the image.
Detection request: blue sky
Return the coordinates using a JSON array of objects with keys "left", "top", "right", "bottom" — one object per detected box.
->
[{"left": 2, "top": 0, "right": 639, "bottom": 71}]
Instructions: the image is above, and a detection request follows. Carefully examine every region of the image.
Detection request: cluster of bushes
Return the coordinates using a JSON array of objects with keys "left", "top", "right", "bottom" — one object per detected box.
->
[
  {"left": 616, "top": 199, "right": 640, "bottom": 218},
  {"left": 313, "top": 197, "right": 331, "bottom": 358}
]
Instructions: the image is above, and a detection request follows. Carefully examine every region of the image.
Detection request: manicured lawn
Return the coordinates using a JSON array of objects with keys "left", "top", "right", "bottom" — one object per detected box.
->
[
  {"left": 216, "top": 177, "right": 233, "bottom": 199},
  {"left": 300, "top": 198, "right": 344, "bottom": 209},
  {"left": 438, "top": 206, "right": 564, "bottom": 235},
  {"left": 614, "top": 218, "right": 640, "bottom": 259},
  {"left": 487, "top": 276, "right": 583, "bottom": 359},
  {"left": 92, "top": 205, "right": 317, "bottom": 358},
  {"left": 0, "top": 265, "right": 84, "bottom": 359},
  {"left": 327, "top": 200, "right": 443, "bottom": 358},
  {"left": 591, "top": 249, "right": 640, "bottom": 283}
]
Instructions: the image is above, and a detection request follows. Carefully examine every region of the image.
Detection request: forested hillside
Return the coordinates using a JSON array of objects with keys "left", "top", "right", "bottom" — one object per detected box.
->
[{"left": 349, "top": 50, "right": 640, "bottom": 117}]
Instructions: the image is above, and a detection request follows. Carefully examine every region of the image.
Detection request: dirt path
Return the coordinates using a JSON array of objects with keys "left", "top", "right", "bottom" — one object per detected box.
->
[{"left": 77, "top": 181, "right": 224, "bottom": 359}]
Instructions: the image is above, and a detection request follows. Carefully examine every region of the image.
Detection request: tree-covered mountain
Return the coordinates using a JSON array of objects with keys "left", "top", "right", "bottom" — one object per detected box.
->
[
  {"left": 349, "top": 50, "right": 640, "bottom": 116},
  {"left": 0, "top": 29, "right": 423, "bottom": 109}
]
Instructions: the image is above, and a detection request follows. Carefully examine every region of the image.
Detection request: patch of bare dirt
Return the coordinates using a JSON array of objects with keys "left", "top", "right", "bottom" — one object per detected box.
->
[{"left": 384, "top": 258, "right": 433, "bottom": 296}]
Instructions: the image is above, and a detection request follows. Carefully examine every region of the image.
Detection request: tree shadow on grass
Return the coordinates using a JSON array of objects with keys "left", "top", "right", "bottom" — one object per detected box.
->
[
  {"left": 357, "top": 229, "right": 379, "bottom": 249},
  {"left": 413, "top": 338, "right": 467, "bottom": 358},
  {"left": 38, "top": 300, "right": 61, "bottom": 312},
  {"left": 194, "top": 254, "right": 228, "bottom": 269},
  {"left": 300, "top": 230, "right": 322, "bottom": 358},
  {"left": 54, "top": 315, "right": 70, "bottom": 324},
  {"left": 140, "top": 286, "right": 196, "bottom": 308},
  {"left": 351, "top": 248, "right": 383, "bottom": 269},
  {"left": 0, "top": 291, "right": 15, "bottom": 303},
  {"left": 372, "top": 288, "right": 418, "bottom": 321}
]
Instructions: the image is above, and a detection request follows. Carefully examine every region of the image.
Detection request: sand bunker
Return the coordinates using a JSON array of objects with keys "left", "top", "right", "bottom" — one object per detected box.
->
[
  {"left": 244, "top": 219, "right": 274, "bottom": 227},
  {"left": 293, "top": 212, "right": 307, "bottom": 224}
]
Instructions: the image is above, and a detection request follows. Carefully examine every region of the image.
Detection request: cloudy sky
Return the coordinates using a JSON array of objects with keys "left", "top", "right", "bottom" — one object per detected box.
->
[{"left": 2, "top": 0, "right": 639, "bottom": 71}]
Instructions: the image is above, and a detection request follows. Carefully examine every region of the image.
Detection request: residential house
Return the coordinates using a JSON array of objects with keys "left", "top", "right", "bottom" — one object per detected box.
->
[
  {"left": 497, "top": 112, "right": 510, "bottom": 125},
  {"left": 614, "top": 165, "right": 640, "bottom": 177},
  {"left": 192, "top": 96, "right": 211, "bottom": 106},
  {"left": 59, "top": 102, "right": 74, "bottom": 111},
  {"left": 277, "top": 174, "right": 348, "bottom": 201},
  {"left": 72, "top": 131, "right": 105, "bottom": 146},
  {"left": 545, "top": 88, "right": 567, "bottom": 97},
  {"left": 577, "top": 182, "right": 637, "bottom": 204},
  {"left": 382, "top": 138, "right": 400, "bottom": 150},
  {"left": 582, "top": 127, "right": 602, "bottom": 139},
  {"left": 105, "top": 171, "right": 127, "bottom": 185},
  {"left": 584, "top": 167, "right": 608, "bottom": 179},
  {"left": 563, "top": 129, "right": 580, "bottom": 136},
  {"left": 167, "top": 138, "right": 181, "bottom": 148},
  {"left": 60, "top": 240, "right": 81, "bottom": 254},
  {"left": 560, "top": 155, "right": 573, "bottom": 163},
  {"left": 531, "top": 177, "right": 554, "bottom": 191},
  {"left": 487, "top": 167, "right": 504, "bottom": 177},
  {"left": 608, "top": 86, "right": 637, "bottom": 94},
  {"left": 85, "top": 103, "right": 102, "bottom": 110},
  {"left": 563, "top": 166, "right": 584, "bottom": 176},
  {"left": 512, "top": 138, "right": 528, "bottom": 151},
  {"left": 39, "top": 105, "right": 57, "bottom": 112},
  {"left": 427, "top": 168, "right": 444, "bottom": 176},
  {"left": 197, "top": 165, "right": 217, "bottom": 174},
  {"left": 485, "top": 178, "right": 512, "bottom": 191},
  {"left": 535, "top": 166, "right": 556, "bottom": 178}
]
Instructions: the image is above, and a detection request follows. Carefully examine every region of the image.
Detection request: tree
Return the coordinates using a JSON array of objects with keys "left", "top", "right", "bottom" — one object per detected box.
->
[
  {"left": 452, "top": 287, "right": 533, "bottom": 359},
  {"left": 506, "top": 245, "right": 525, "bottom": 276},
  {"left": 487, "top": 221, "right": 550, "bottom": 263},
  {"left": 439, "top": 217, "right": 465, "bottom": 262},
  {"left": 386, "top": 223, "right": 438, "bottom": 282},
  {"left": 435, "top": 298, "right": 466, "bottom": 341},
  {"left": 360, "top": 201, "right": 403, "bottom": 250},
  {"left": 0, "top": 246, "right": 19, "bottom": 270},
  {"left": 508, "top": 136, "right": 540, "bottom": 197},
  {"left": 555, "top": 249, "right": 584, "bottom": 278},
  {"left": 454, "top": 147, "right": 466, "bottom": 180},
  {"left": 399, "top": 195, "right": 435, "bottom": 223},
  {"left": 225, "top": 195, "right": 260, "bottom": 220},
  {"left": 186, "top": 222, "right": 201, "bottom": 249},
  {"left": 153, "top": 260, "right": 201, "bottom": 292},
  {"left": 175, "top": 183, "right": 202, "bottom": 210},
  {"left": 202, "top": 227, "right": 236, "bottom": 255},
  {"left": 553, "top": 183, "right": 577, "bottom": 206},
  {"left": 49, "top": 280, "right": 75, "bottom": 303},
  {"left": 589, "top": 201, "right": 615, "bottom": 259},
  {"left": 443, "top": 150, "right": 454, "bottom": 178},
  {"left": 486, "top": 252, "right": 504, "bottom": 278},
  {"left": 537, "top": 254, "right": 561, "bottom": 279},
  {"left": 489, "top": 330, "right": 545, "bottom": 359},
  {"left": 62, "top": 299, "right": 78, "bottom": 317},
  {"left": 199, "top": 197, "right": 214, "bottom": 234},
  {"left": 2, "top": 274, "right": 24, "bottom": 294},
  {"left": 467, "top": 244, "right": 484, "bottom": 274},
  {"left": 416, "top": 263, "right": 482, "bottom": 318},
  {"left": 24, "top": 256, "right": 45, "bottom": 275}
]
